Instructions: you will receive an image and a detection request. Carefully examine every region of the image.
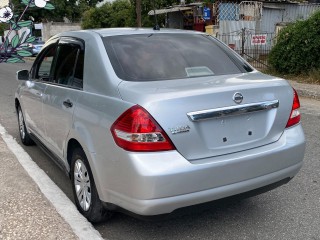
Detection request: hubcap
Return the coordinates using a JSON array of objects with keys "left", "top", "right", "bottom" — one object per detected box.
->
[
  {"left": 18, "top": 110, "right": 25, "bottom": 140},
  {"left": 74, "top": 159, "right": 91, "bottom": 211}
]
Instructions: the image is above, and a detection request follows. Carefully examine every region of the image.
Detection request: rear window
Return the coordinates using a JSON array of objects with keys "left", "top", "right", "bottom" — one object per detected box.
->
[{"left": 103, "top": 33, "right": 251, "bottom": 81}]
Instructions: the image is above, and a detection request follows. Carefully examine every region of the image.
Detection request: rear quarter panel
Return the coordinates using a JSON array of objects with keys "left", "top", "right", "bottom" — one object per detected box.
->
[
  {"left": 65, "top": 32, "right": 133, "bottom": 199},
  {"left": 70, "top": 92, "right": 133, "bottom": 201}
]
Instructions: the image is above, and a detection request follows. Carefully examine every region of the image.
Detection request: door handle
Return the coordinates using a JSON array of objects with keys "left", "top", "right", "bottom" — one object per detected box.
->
[{"left": 63, "top": 99, "right": 73, "bottom": 108}]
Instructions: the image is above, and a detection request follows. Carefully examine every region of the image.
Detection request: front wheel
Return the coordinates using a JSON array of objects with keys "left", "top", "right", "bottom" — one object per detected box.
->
[
  {"left": 17, "top": 106, "right": 34, "bottom": 146},
  {"left": 70, "top": 148, "right": 112, "bottom": 222}
]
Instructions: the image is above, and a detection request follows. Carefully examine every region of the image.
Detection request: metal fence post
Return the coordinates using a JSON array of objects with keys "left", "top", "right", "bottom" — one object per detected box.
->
[{"left": 241, "top": 28, "right": 245, "bottom": 57}]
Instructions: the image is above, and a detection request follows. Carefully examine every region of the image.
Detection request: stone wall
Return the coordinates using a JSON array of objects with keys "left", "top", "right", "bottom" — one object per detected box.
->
[{"left": 42, "top": 22, "right": 81, "bottom": 41}]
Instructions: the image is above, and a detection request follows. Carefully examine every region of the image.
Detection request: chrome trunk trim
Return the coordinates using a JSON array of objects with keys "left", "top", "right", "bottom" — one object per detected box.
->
[{"left": 187, "top": 100, "right": 279, "bottom": 122}]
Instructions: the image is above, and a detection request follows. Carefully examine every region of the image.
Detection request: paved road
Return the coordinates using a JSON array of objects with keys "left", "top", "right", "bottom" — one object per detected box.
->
[{"left": 0, "top": 62, "right": 319, "bottom": 239}]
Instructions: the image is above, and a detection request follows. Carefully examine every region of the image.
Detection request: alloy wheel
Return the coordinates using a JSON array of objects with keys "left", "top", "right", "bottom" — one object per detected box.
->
[
  {"left": 18, "top": 109, "right": 25, "bottom": 140},
  {"left": 74, "top": 159, "right": 92, "bottom": 211}
]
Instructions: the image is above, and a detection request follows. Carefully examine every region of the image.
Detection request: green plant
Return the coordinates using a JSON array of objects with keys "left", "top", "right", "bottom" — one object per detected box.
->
[{"left": 268, "top": 10, "right": 320, "bottom": 74}]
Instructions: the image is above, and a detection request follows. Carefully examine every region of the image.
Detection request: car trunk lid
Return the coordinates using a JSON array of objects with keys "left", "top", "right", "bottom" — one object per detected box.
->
[{"left": 117, "top": 72, "right": 293, "bottom": 160}]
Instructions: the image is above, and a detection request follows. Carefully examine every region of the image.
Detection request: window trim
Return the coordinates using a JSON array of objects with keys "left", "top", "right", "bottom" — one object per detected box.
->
[
  {"left": 31, "top": 36, "right": 85, "bottom": 90},
  {"left": 31, "top": 38, "right": 59, "bottom": 81}
]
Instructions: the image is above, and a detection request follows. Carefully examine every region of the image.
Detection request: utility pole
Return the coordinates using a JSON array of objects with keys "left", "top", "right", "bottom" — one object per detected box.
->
[{"left": 136, "top": 0, "right": 141, "bottom": 27}]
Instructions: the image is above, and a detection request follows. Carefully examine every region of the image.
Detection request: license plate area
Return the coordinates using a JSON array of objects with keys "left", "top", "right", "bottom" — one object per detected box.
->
[{"left": 197, "top": 110, "right": 273, "bottom": 150}]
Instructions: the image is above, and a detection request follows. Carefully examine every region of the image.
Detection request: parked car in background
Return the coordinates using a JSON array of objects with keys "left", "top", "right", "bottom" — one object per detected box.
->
[
  {"left": 28, "top": 40, "right": 45, "bottom": 56},
  {"left": 0, "top": 45, "right": 13, "bottom": 58},
  {"left": 19, "top": 39, "right": 45, "bottom": 56},
  {"left": 15, "top": 28, "right": 306, "bottom": 223}
]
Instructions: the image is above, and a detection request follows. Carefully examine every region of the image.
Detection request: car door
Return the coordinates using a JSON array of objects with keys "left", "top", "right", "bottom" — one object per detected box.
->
[
  {"left": 21, "top": 39, "right": 58, "bottom": 141},
  {"left": 42, "top": 38, "right": 84, "bottom": 160}
]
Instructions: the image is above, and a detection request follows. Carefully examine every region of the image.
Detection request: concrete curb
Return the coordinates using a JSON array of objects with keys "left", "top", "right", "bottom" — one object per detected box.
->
[{"left": 0, "top": 124, "right": 104, "bottom": 240}]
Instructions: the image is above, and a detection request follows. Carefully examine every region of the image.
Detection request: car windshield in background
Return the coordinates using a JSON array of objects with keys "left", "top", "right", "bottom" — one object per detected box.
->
[
  {"left": 103, "top": 33, "right": 250, "bottom": 82},
  {"left": 34, "top": 41, "right": 45, "bottom": 45}
]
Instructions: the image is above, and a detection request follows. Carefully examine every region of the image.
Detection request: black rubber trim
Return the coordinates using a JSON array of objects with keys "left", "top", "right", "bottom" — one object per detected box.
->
[{"left": 30, "top": 133, "right": 70, "bottom": 177}]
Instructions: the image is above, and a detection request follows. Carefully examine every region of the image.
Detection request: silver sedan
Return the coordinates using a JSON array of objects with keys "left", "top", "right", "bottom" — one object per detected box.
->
[{"left": 15, "top": 28, "right": 306, "bottom": 222}]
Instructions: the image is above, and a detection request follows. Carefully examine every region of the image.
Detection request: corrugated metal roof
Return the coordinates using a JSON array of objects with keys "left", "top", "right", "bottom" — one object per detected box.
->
[{"left": 148, "top": 6, "right": 192, "bottom": 15}]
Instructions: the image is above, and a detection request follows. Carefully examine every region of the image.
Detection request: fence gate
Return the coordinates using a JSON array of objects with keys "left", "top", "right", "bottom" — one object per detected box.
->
[{"left": 217, "top": 28, "right": 276, "bottom": 69}]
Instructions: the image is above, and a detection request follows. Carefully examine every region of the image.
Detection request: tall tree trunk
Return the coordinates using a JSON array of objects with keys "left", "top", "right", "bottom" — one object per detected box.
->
[{"left": 136, "top": 0, "right": 141, "bottom": 27}]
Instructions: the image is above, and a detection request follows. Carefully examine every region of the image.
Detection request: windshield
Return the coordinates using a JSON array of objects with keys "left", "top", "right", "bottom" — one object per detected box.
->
[{"left": 103, "top": 33, "right": 252, "bottom": 81}]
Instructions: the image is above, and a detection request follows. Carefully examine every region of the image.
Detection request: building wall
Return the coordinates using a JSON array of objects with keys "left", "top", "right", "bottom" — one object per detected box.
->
[
  {"left": 42, "top": 22, "right": 81, "bottom": 41},
  {"left": 167, "top": 12, "right": 184, "bottom": 29},
  {"left": 219, "top": 20, "right": 255, "bottom": 34},
  {"left": 261, "top": 3, "right": 320, "bottom": 33},
  {"left": 215, "top": 2, "right": 319, "bottom": 34},
  {"left": 0, "top": 0, "right": 9, "bottom": 8}
]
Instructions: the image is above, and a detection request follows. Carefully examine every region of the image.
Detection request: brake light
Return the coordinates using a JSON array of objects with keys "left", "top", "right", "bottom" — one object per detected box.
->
[
  {"left": 111, "top": 105, "right": 175, "bottom": 152},
  {"left": 286, "top": 88, "right": 301, "bottom": 128}
]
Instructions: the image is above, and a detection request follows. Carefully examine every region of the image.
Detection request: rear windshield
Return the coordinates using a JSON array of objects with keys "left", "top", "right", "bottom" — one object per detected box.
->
[{"left": 103, "top": 33, "right": 252, "bottom": 81}]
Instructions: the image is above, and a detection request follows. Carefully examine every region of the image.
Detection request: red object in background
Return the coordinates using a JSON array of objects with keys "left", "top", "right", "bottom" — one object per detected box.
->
[
  {"left": 228, "top": 44, "right": 236, "bottom": 50},
  {"left": 193, "top": 23, "right": 205, "bottom": 32}
]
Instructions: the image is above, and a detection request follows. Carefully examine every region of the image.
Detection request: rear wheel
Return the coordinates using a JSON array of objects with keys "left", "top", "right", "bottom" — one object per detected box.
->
[
  {"left": 17, "top": 106, "right": 34, "bottom": 146},
  {"left": 70, "top": 148, "right": 112, "bottom": 222}
]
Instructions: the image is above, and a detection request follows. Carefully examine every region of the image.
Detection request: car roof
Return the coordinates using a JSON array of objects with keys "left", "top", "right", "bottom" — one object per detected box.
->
[{"left": 60, "top": 28, "right": 205, "bottom": 38}]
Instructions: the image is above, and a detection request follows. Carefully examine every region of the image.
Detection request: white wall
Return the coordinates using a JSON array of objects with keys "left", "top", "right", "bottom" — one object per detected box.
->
[{"left": 42, "top": 22, "right": 81, "bottom": 41}]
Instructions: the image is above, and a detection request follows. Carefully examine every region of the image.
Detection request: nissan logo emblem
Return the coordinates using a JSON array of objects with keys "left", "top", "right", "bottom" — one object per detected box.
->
[{"left": 233, "top": 92, "right": 243, "bottom": 104}]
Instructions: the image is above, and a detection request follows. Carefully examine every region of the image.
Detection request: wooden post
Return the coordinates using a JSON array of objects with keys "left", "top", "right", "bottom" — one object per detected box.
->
[{"left": 136, "top": 0, "right": 141, "bottom": 27}]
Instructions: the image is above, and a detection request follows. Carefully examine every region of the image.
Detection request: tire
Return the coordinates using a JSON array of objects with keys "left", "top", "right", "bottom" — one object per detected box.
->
[
  {"left": 70, "top": 148, "right": 113, "bottom": 223},
  {"left": 17, "top": 106, "right": 34, "bottom": 146}
]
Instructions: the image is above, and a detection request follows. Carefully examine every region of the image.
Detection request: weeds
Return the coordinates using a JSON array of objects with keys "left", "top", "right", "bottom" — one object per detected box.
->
[{"left": 262, "top": 68, "right": 320, "bottom": 85}]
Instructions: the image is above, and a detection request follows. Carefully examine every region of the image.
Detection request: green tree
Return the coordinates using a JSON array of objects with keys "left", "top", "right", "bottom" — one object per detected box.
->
[
  {"left": 82, "top": 0, "right": 177, "bottom": 29},
  {"left": 131, "top": 0, "right": 177, "bottom": 27},
  {"left": 11, "top": 0, "right": 103, "bottom": 22},
  {"left": 268, "top": 10, "right": 320, "bottom": 74},
  {"left": 82, "top": 0, "right": 135, "bottom": 29}
]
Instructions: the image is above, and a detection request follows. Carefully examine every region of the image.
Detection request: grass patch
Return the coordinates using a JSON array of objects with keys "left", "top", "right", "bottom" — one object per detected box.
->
[{"left": 262, "top": 68, "right": 320, "bottom": 85}]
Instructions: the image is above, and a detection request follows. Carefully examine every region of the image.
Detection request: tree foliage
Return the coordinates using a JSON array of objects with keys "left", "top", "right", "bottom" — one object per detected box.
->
[
  {"left": 11, "top": 0, "right": 103, "bottom": 22},
  {"left": 268, "top": 10, "right": 320, "bottom": 74},
  {"left": 82, "top": 0, "right": 178, "bottom": 29},
  {"left": 130, "top": 0, "right": 177, "bottom": 27},
  {"left": 82, "top": 0, "right": 136, "bottom": 29}
]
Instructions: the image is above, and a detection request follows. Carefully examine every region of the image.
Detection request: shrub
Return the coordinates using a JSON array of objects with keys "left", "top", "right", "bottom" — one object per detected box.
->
[{"left": 268, "top": 10, "right": 320, "bottom": 74}]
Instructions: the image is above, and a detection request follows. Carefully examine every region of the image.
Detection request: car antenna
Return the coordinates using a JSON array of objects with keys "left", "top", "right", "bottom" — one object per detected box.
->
[{"left": 152, "top": 0, "right": 160, "bottom": 30}]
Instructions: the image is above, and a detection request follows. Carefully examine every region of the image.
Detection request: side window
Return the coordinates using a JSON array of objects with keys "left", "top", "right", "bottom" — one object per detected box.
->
[
  {"left": 72, "top": 49, "right": 84, "bottom": 89},
  {"left": 54, "top": 45, "right": 78, "bottom": 86},
  {"left": 53, "top": 44, "right": 84, "bottom": 89},
  {"left": 36, "top": 45, "right": 57, "bottom": 81}
]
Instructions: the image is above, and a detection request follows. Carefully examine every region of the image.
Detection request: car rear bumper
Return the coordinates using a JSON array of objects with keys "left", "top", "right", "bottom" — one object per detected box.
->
[
  {"left": 96, "top": 124, "right": 305, "bottom": 215},
  {"left": 105, "top": 162, "right": 301, "bottom": 216}
]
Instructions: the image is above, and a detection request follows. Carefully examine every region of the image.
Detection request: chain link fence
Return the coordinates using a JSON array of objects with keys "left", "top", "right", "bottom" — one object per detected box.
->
[{"left": 216, "top": 1, "right": 263, "bottom": 23}]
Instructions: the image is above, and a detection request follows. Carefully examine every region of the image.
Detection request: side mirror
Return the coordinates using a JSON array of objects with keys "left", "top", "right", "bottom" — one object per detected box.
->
[{"left": 16, "top": 70, "right": 29, "bottom": 81}]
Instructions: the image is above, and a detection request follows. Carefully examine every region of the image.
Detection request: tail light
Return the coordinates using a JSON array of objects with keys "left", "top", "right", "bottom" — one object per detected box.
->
[
  {"left": 111, "top": 105, "right": 175, "bottom": 152},
  {"left": 286, "top": 88, "right": 301, "bottom": 128}
]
